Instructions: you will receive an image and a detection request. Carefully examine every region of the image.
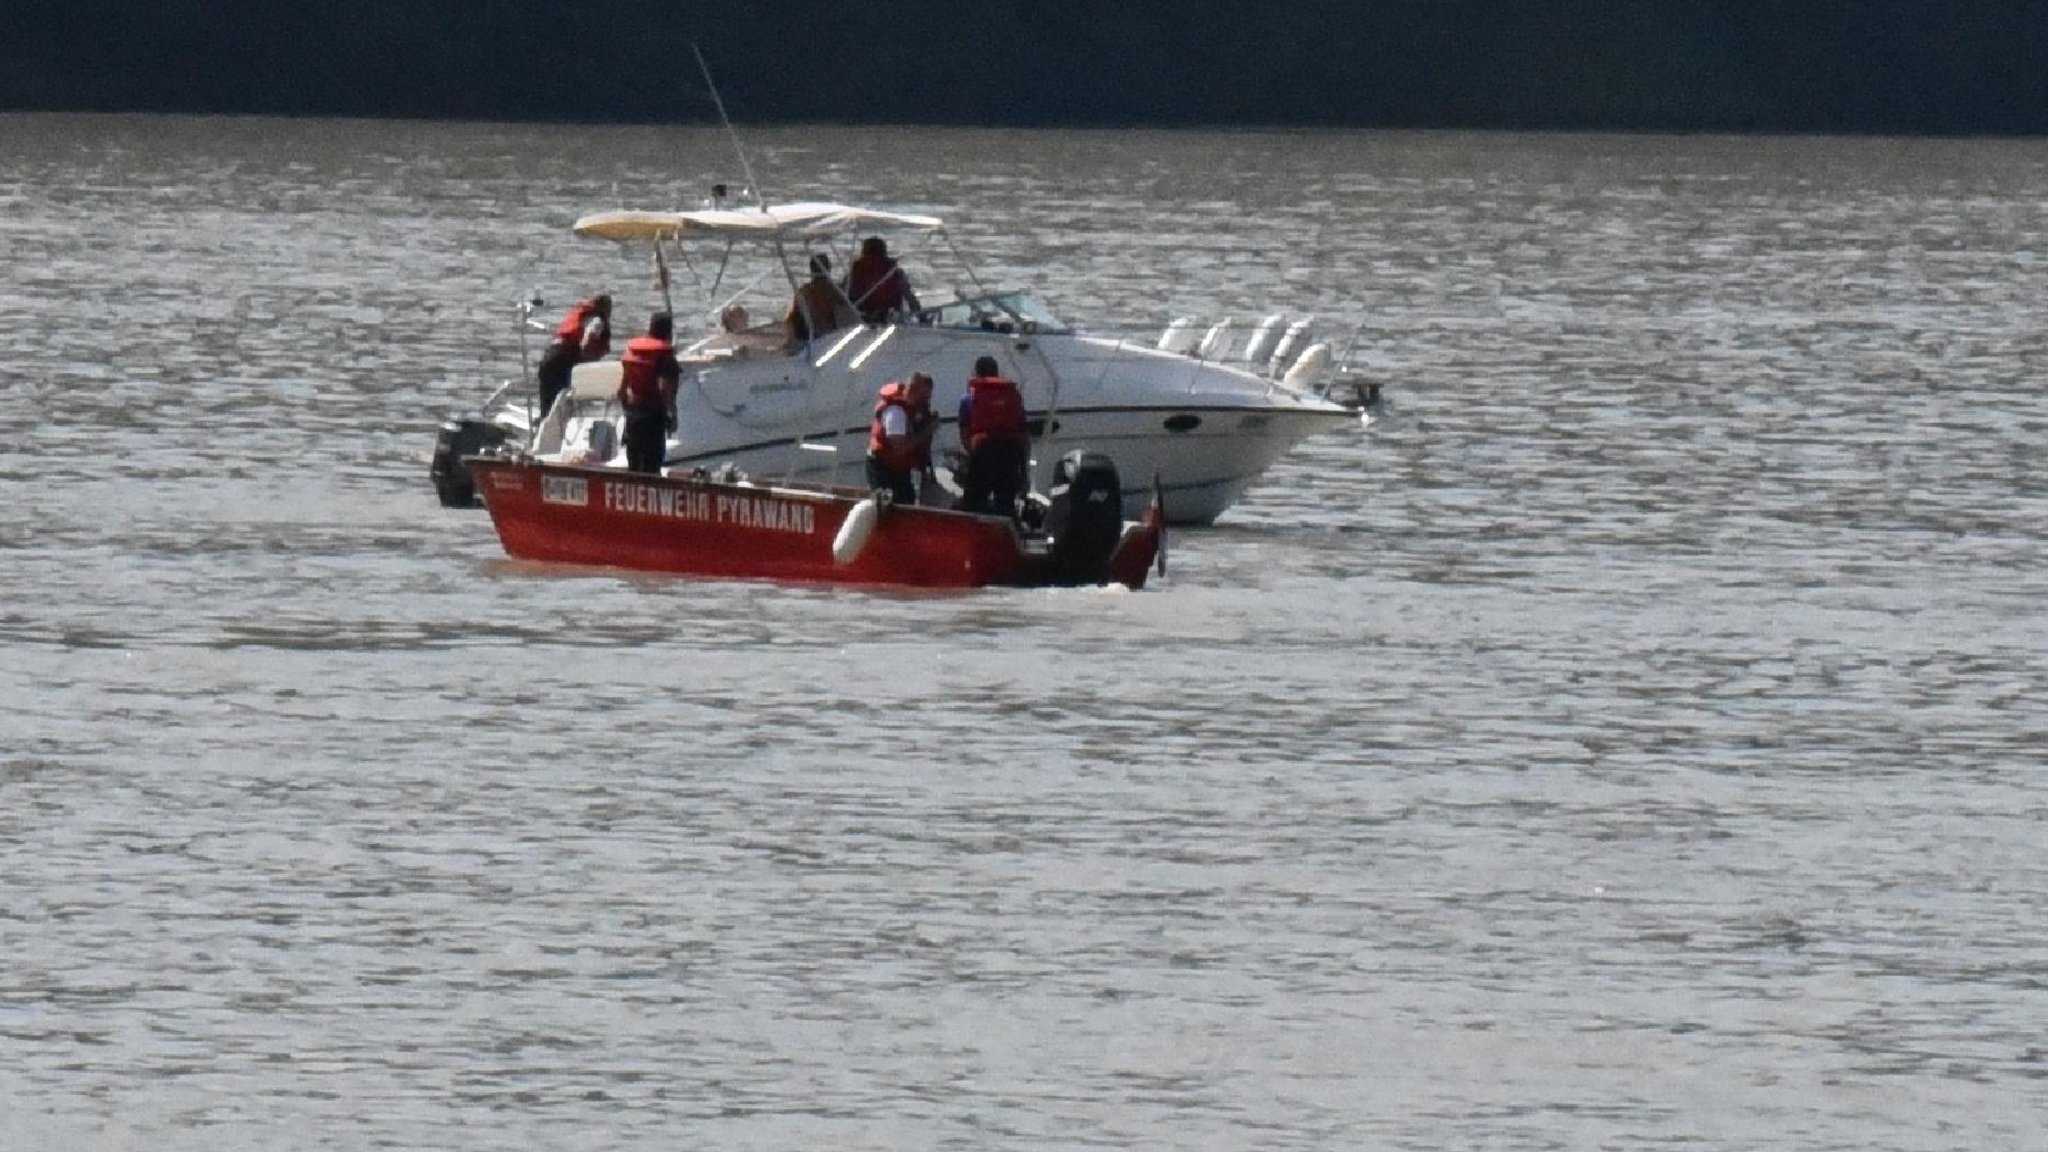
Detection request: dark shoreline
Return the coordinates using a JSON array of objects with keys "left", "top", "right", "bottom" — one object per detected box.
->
[{"left": 6, "top": 2, "right": 2046, "bottom": 137}]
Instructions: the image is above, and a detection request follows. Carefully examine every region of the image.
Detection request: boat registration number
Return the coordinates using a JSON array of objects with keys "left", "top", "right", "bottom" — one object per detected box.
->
[{"left": 542, "top": 475, "right": 589, "bottom": 506}]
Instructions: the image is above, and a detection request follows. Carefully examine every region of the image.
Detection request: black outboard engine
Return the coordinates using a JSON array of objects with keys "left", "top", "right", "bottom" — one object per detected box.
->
[
  {"left": 429, "top": 418, "right": 511, "bottom": 507},
  {"left": 1044, "top": 450, "right": 1126, "bottom": 584}
]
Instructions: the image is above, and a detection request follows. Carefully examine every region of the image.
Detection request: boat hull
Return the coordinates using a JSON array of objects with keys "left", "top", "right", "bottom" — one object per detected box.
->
[
  {"left": 654, "top": 402, "right": 1351, "bottom": 526},
  {"left": 468, "top": 459, "right": 1160, "bottom": 590},
  {"left": 507, "top": 327, "right": 1358, "bottom": 525}
]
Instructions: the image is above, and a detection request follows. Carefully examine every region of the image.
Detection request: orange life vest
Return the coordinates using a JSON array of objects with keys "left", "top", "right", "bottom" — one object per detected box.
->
[
  {"left": 964, "top": 375, "right": 1027, "bottom": 449},
  {"left": 551, "top": 300, "right": 610, "bottom": 360},
  {"left": 617, "top": 336, "right": 672, "bottom": 412},
  {"left": 867, "top": 381, "right": 933, "bottom": 472}
]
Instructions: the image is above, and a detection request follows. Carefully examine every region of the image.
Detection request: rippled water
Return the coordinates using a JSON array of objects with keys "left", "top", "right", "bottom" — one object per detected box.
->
[{"left": 4, "top": 115, "right": 2047, "bottom": 1150}]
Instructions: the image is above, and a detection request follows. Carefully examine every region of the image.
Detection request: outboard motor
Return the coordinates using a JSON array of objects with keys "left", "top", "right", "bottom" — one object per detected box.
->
[
  {"left": 1044, "top": 450, "right": 1126, "bottom": 584},
  {"left": 429, "top": 417, "right": 511, "bottom": 507}
]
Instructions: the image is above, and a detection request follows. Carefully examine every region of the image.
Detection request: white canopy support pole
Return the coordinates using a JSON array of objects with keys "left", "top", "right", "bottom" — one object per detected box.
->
[
  {"left": 707, "top": 240, "right": 734, "bottom": 301},
  {"left": 715, "top": 266, "right": 779, "bottom": 324},
  {"left": 939, "top": 228, "right": 992, "bottom": 302},
  {"left": 515, "top": 299, "right": 535, "bottom": 389},
  {"left": 668, "top": 236, "right": 710, "bottom": 301},
  {"left": 771, "top": 237, "right": 801, "bottom": 293},
  {"left": 654, "top": 240, "right": 675, "bottom": 320}
]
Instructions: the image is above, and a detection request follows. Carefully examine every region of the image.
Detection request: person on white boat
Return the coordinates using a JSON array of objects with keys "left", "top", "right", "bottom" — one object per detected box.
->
[
  {"left": 844, "top": 236, "right": 921, "bottom": 324},
  {"left": 617, "top": 312, "right": 679, "bottom": 475},
  {"left": 784, "top": 254, "right": 858, "bottom": 349},
  {"left": 955, "top": 355, "right": 1031, "bottom": 518},
  {"left": 866, "top": 372, "right": 939, "bottom": 505},
  {"left": 535, "top": 293, "right": 611, "bottom": 416}
]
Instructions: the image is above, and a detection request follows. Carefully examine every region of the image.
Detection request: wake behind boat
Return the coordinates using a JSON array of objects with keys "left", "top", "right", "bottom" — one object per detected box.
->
[{"left": 432, "top": 200, "right": 1373, "bottom": 524}]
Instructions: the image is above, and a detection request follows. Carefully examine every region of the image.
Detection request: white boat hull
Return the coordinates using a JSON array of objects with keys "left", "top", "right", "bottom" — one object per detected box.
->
[{"left": 519, "top": 325, "right": 1357, "bottom": 524}]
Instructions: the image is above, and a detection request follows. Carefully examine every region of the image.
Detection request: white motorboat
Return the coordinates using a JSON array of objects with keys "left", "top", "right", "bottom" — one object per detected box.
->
[{"left": 431, "top": 200, "right": 1374, "bottom": 524}]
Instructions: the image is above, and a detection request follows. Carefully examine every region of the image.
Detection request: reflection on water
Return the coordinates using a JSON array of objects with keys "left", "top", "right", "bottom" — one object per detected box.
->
[{"left": 3, "top": 115, "right": 2047, "bottom": 1151}]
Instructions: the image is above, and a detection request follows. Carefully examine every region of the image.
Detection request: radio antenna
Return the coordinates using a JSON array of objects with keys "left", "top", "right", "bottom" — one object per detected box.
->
[{"left": 692, "top": 43, "right": 764, "bottom": 206}]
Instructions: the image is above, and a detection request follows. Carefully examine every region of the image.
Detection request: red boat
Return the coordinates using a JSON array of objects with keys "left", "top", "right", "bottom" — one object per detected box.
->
[{"left": 467, "top": 452, "right": 1165, "bottom": 590}]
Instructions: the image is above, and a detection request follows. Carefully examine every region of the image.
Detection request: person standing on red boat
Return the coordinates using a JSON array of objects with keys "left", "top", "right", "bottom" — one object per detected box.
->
[
  {"left": 955, "top": 355, "right": 1031, "bottom": 518},
  {"left": 535, "top": 293, "right": 612, "bottom": 417},
  {"left": 866, "top": 372, "right": 939, "bottom": 504},
  {"left": 616, "top": 312, "right": 679, "bottom": 475}
]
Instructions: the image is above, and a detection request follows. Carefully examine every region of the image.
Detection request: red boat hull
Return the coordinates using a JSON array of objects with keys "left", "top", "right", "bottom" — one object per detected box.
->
[{"left": 468, "top": 459, "right": 1160, "bottom": 590}]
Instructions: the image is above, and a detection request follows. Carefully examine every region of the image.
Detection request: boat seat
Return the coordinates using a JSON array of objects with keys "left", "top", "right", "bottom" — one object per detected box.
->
[{"left": 569, "top": 359, "right": 623, "bottom": 401}]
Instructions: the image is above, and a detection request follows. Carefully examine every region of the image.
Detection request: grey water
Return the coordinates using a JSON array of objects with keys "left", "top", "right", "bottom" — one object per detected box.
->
[{"left": 3, "top": 114, "right": 2047, "bottom": 1151}]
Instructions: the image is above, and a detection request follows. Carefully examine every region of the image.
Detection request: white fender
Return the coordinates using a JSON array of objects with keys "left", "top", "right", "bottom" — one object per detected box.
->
[
  {"left": 1268, "top": 316, "right": 1316, "bottom": 376},
  {"left": 1195, "top": 317, "right": 1236, "bottom": 360},
  {"left": 1239, "top": 313, "right": 1286, "bottom": 366},
  {"left": 1156, "top": 317, "right": 1199, "bottom": 355},
  {"left": 1282, "top": 342, "right": 1333, "bottom": 389},
  {"left": 831, "top": 497, "right": 880, "bottom": 566}
]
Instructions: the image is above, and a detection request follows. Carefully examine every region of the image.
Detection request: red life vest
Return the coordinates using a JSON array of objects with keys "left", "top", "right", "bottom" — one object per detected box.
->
[
  {"left": 551, "top": 300, "right": 610, "bottom": 360},
  {"left": 617, "top": 336, "right": 672, "bottom": 413},
  {"left": 964, "top": 375, "right": 1027, "bottom": 448},
  {"left": 867, "top": 381, "right": 933, "bottom": 472}
]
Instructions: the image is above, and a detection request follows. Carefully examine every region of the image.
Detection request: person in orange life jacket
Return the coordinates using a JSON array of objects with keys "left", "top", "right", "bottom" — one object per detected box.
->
[
  {"left": 844, "top": 236, "right": 921, "bottom": 324},
  {"left": 616, "top": 312, "right": 680, "bottom": 475},
  {"left": 954, "top": 355, "right": 1031, "bottom": 518},
  {"left": 783, "top": 253, "right": 859, "bottom": 349},
  {"left": 866, "top": 372, "right": 938, "bottom": 504},
  {"left": 535, "top": 293, "right": 612, "bottom": 417}
]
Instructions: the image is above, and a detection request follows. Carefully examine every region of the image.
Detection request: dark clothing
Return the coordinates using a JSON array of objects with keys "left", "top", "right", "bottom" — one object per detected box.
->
[
  {"left": 536, "top": 305, "right": 610, "bottom": 416},
  {"left": 845, "top": 254, "right": 917, "bottom": 322},
  {"left": 955, "top": 373, "right": 1031, "bottom": 517},
  {"left": 957, "top": 436, "right": 1030, "bottom": 519},
  {"left": 617, "top": 337, "right": 679, "bottom": 478},
  {"left": 785, "top": 277, "right": 857, "bottom": 345},
  {"left": 866, "top": 457, "right": 918, "bottom": 505},
  {"left": 535, "top": 342, "right": 579, "bottom": 417},
  {"left": 623, "top": 412, "right": 668, "bottom": 475}
]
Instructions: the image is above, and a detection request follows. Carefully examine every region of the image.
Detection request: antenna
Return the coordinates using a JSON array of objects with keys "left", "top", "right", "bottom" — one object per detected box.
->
[{"left": 692, "top": 43, "right": 763, "bottom": 206}]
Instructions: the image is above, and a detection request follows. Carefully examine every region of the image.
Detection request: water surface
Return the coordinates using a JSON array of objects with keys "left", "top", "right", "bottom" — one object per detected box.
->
[{"left": 3, "top": 115, "right": 2046, "bottom": 1151}]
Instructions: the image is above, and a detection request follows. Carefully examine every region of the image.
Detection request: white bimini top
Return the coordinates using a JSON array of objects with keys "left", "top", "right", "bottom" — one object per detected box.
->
[{"left": 573, "top": 202, "right": 944, "bottom": 244}]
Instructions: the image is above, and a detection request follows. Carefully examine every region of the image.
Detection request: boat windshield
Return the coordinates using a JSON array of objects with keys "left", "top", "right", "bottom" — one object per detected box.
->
[{"left": 919, "top": 292, "right": 1070, "bottom": 334}]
